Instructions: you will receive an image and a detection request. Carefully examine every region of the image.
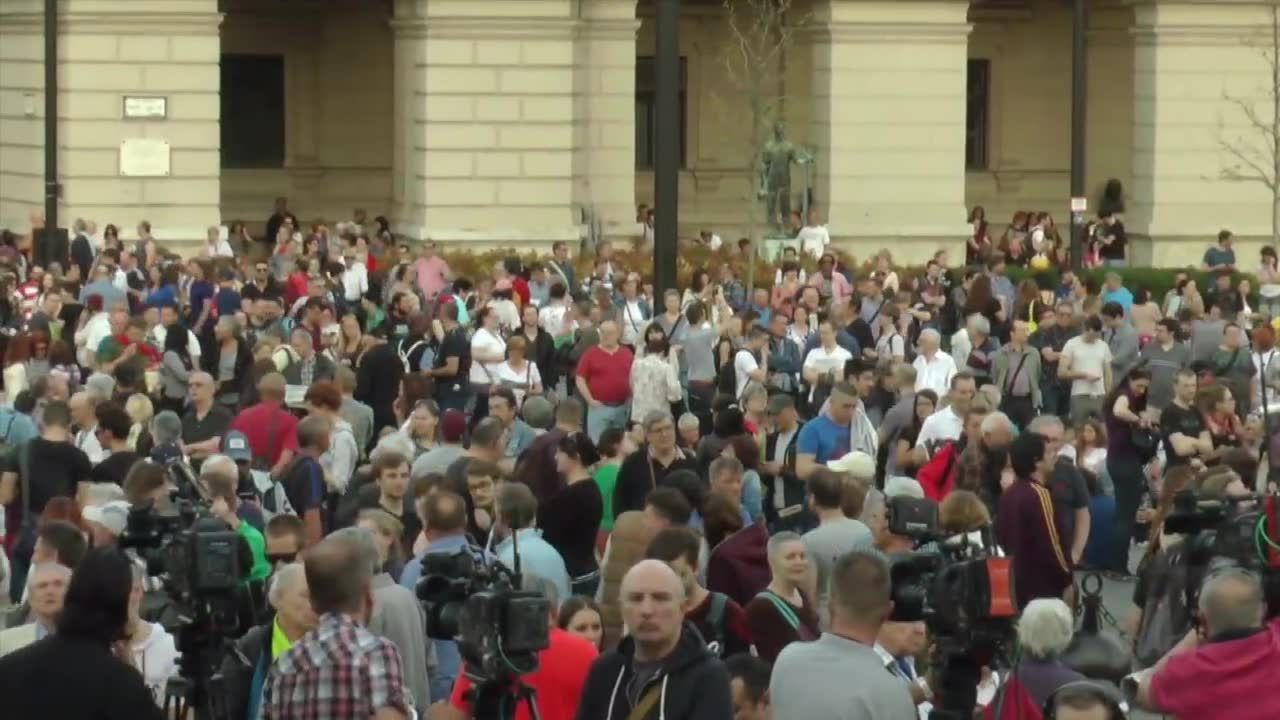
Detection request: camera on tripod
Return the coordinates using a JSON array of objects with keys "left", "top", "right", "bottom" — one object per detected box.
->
[
  {"left": 416, "top": 548, "right": 550, "bottom": 684},
  {"left": 885, "top": 495, "right": 1018, "bottom": 658},
  {"left": 1163, "top": 488, "right": 1280, "bottom": 618}
]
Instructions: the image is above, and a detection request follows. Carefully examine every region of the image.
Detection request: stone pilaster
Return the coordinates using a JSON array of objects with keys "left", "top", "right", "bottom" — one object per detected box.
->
[
  {"left": 393, "top": 0, "right": 581, "bottom": 246},
  {"left": 574, "top": 0, "right": 640, "bottom": 243},
  {"left": 1129, "top": 0, "right": 1280, "bottom": 266},
  {"left": 811, "top": 0, "right": 971, "bottom": 263},
  {"left": 0, "top": 0, "right": 221, "bottom": 243}
]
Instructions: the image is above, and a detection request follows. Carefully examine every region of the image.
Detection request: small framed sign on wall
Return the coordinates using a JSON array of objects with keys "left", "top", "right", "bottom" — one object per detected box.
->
[{"left": 123, "top": 96, "right": 167, "bottom": 119}]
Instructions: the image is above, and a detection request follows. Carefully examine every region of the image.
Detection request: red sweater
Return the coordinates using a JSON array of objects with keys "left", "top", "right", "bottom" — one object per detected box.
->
[{"left": 706, "top": 523, "right": 771, "bottom": 607}]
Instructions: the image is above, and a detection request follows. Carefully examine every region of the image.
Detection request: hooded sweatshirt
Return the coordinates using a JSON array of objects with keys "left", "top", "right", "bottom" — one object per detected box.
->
[
  {"left": 574, "top": 622, "right": 732, "bottom": 720},
  {"left": 705, "top": 523, "right": 771, "bottom": 607},
  {"left": 1150, "top": 618, "right": 1280, "bottom": 720}
]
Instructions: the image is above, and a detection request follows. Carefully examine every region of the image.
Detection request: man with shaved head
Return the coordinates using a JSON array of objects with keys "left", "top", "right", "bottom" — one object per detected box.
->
[
  {"left": 574, "top": 559, "right": 733, "bottom": 720},
  {"left": 262, "top": 531, "right": 410, "bottom": 720},
  {"left": 182, "top": 370, "right": 232, "bottom": 466}
]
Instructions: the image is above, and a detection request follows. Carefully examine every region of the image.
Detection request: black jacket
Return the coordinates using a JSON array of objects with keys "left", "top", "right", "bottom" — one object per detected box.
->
[
  {"left": 219, "top": 622, "right": 271, "bottom": 720},
  {"left": 764, "top": 423, "right": 814, "bottom": 532},
  {"left": 574, "top": 622, "right": 732, "bottom": 720},
  {"left": 202, "top": 337, "right": 254, "bottom": 407},
  {"left": 0, "top": 634, "right": 165, "bottom": 720},
  {"left": 356, "top": 342, "right": 404, "bottom": 435},
  {"left": 613, "top": 446, "right": 699, "bottom": 517}
]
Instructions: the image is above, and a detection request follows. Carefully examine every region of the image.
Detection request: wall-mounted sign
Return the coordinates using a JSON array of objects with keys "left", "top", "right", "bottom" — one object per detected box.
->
[
  {"left": 119, "top": 139, "right": 170, "bottom": 177},
  {"left": 123, "top": 96, "right": 167, "bottom": 119}
]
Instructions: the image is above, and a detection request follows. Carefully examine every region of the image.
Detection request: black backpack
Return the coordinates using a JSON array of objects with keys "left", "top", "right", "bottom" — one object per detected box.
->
[
  {"left": 703, "top": 592, "right": 730, "bottom": 658},
  {"left": 1134, "top": 544, "right": 1193, "bottom": 668}
]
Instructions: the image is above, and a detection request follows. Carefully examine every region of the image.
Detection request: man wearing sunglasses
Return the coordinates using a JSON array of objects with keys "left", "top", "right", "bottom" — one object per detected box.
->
[
  {"left": 264, "top": 514, "right": 305, "bottom": 570},
  {"left": 241, "top": 261, "right": 280, "bottom": 303}
]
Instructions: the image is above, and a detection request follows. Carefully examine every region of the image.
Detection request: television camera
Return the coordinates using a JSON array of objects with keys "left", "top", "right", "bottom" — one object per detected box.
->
[
  {"left": 885, "top": 495, "right": 1019, "bottom": 720},
  {"left": 119, "top": 460, "right": 244, "bottom": 720},
  {"left": 1162, "top": 488, "right": 1280, "bottom": 622},
  {"left": 416, "top": 537, "right": 550, "bottom": 720}
]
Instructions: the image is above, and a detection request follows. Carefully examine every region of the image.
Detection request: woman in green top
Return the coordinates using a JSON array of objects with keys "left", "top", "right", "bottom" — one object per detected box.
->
[{"left": 593, "top": 426, "right": 628, "bottom": 532}]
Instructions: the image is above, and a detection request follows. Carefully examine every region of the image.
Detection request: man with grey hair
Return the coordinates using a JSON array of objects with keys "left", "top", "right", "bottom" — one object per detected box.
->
[
  {"left": 677, "top": 411, "right": 701, "bottom": 449},
  {"left": 771, "top": 549, "right": 916, "bottom": 719},
  {"left": 1136, "top": 567, "right": 1280, "bottom": 718},
  {"left": 878, "top": 363, "right": 918, "bottom": 478},
  {"left": 262, "top": 532, "right": 410, "bottom": 720},
  {"left": 1014, "top": 598, "right": 1085, "bottom": 706},
  {"left": 912, "top": 326, "right": 956, "bottom": 396},
  {"left": 149, "top": 410, "right": 185, "bottom": 464},
  {"left": 613, "top": 409, "right": 697, "bottom": 516},
  {"left": 1028, "top": 414, "right": 1091, "bottom": 566},
  {"left": 0, "top": 563, "right": 71, "bottom": 656}
]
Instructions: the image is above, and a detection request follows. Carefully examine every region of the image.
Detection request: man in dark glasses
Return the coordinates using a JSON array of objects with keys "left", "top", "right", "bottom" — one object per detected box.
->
[{"left": 264, "top": 514, "right": 304, "bottom": 570}]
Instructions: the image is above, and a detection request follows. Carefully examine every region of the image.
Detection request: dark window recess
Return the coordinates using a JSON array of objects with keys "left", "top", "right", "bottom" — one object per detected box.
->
[
  {"left": 220, "top": 54, "right": 285, "bottom": 169},
  {"left": 966, "top": 58, "right": 990, "bottom": 170},
  {"left": 635, "top": 56, "right": 688, "bottom": 169}
]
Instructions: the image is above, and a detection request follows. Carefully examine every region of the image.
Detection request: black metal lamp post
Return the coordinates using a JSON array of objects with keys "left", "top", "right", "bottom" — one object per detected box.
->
[
  {"left": 653, "top": 0, "right": 681, "bottom": 295},
  {"left": 1069, "top": 0, "right": 1087, "bottom": 272}
]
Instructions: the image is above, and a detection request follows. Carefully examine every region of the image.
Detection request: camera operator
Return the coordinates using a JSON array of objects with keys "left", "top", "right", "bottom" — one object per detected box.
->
[
  {"left": 0, "top": 548, "right": 166, "bottom": 720},
  {"left": 770, "top": 549, "right": 915, "bottom": 720},
  {"left": 576, "top": 559, "right": 733, "bottom": 720},
  {"left": 1134, "top": 566, "right": 1280, "bottom": 719},
  {"left": 261, "top": 530, "right": 411, "bottom": 720},
  {"left": 437, "top": 574, "right": 599, "bottom": 720},
  {"left": 997, "top": 433, "right": 1072, "bottom": 608},
  {"left": 221, "top": 562, "right": 317, "bottom": 720},
  {"left": 203, "top": 454, "right": 273, "bottom": 582}
]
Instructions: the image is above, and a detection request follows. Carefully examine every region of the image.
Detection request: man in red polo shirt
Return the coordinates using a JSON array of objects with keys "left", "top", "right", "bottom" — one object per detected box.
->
[
  {"left": 446, "top": 578, "right": 597, "bottom": 720},
  {"left": 575, "top": 320, "right": 633, "bottom": 443},
  {"left": 229, "top": 372, "right": 299, "bottom": 478}
]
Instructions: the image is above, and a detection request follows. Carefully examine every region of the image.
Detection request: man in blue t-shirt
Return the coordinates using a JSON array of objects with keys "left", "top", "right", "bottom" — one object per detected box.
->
[{"left": 796, "top": 382, "right": 858, "bottom": 480}]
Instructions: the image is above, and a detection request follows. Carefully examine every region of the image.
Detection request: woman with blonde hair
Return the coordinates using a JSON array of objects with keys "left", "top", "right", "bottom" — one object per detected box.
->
[{"left": 125, "top": 393, "right": 154, "bottom": 453}]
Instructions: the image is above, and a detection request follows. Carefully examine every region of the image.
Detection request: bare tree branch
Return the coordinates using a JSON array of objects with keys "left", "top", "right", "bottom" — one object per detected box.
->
[{"left": 1218, "top": 4, "right": 1280, "bottom": 243}]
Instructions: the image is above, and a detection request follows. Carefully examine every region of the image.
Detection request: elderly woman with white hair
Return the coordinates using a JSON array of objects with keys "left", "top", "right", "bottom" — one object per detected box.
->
[
  {"left": 1010, "top": 598, "right": 1086, "bottom": 707},
  {"left": 220, "top": 562, "right": 317, "bottom": 720},
  {"left": 959, "top": 314, "right": 998, "bottom": 387}
]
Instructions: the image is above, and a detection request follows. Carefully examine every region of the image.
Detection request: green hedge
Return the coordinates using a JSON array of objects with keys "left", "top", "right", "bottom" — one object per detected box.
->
[{"left": 1005, "top": 267, "right": 1257, "bottom": 304}]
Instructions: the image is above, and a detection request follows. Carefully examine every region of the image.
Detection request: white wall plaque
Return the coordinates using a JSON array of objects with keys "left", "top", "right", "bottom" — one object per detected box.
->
[
  {"left": 123, "top": 96, "right": 167, "bottom": 119},
  {"left": 119, "top": 139, "right": 171, "bottom": 177}
]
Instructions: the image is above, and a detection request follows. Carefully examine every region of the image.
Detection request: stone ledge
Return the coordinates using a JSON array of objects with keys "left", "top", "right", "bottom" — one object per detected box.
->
[{"left": 0, "top": 12, "right": 223, "bottom": 34}]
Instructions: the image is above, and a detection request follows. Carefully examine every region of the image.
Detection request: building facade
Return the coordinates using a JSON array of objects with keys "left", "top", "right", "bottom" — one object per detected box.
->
[{"left": 0, "top": 0, "right": 1277, "bottom": 265}]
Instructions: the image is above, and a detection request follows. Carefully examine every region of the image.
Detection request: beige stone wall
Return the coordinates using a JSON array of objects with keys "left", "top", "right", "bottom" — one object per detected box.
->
[
  {"left": 220, "top": 0, "right": 393, "bottom": 230},
  {"left": 1129, "top": 0, "right": 1280, "bottom": 267},
  {"left": 0, "top": 0, "right": 221, "bottom": 243},
  {"left": 966, "top": 0, "right": 1135, "bottom": 227},
  {"left": 394, "top": 0, "right": 581, "bottom": 245},
  {"left": 811, "top": 0, "right": 970, "bottom": 263}
]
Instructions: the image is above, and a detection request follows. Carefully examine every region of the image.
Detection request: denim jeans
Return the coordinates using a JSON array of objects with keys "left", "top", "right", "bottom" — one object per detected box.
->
[
  {"left": 587, "top": 403, "right": 629, "bottom": 443},
  {"left": 1107, "top": 453, "right": 1144, "bottom": 574}
]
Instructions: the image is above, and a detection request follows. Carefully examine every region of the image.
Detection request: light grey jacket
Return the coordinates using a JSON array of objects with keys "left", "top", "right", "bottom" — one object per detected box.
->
[
  {"left": 369, "top": 573, "right": 434, "bottom": 711},
  {"left": 993, "top": 342, "right": 1043, "bottom": 408}
]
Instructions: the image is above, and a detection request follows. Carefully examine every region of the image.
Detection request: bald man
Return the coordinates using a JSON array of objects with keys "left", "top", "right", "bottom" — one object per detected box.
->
[
  {"left": 574, "top": 559, "right": 733, "bottom": 720},
  {"left": 182, "top": 371, "right": 232, "bottom": 462}
]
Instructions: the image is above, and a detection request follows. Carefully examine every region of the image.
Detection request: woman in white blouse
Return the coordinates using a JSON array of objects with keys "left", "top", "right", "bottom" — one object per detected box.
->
[
  {"left": 630, "top": 324, "right": 682, "bottom": 423},
  {"left": 493, "top": 334, "right": 543, "bottom": 407},
  {"left": 470, "top": 307, "right": 507, "bottom": 422}
]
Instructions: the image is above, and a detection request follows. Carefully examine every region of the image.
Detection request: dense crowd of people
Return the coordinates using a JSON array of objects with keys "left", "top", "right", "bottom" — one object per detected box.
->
[{"left": 0, "top": 202, "right": 1276, "bottom": 720}]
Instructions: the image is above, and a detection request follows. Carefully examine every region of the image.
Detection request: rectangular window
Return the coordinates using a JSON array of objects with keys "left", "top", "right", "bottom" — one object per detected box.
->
[
  {"left": 220, "top": 54, "right": 286, "bottom": 169},
  {"left": 966, "top": 59, "right": 991, "bottom": 170},
  {"left": 635, "top": 56, "right": 688, "bottom": 169}
]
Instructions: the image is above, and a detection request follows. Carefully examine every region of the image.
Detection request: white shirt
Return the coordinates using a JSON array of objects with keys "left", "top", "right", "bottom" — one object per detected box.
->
[
  {"left": 803, "top": 344, "right": 852, "bottom": 401},
  {"left": 130, "top": 622, "right": 180, "bottom": 706},
  {"left": 1062, "top": 335, "right": 1112, "bottom": 397},
  {"left": 796, "top": 224, "right": 831, "bottom": 259},
  {"left": 75, "top": 312, "right": 113, "bottom": 368},
  {"left": 469, "top": 328, "right": 506, "bottom": 385},
  {"left": 538, "top": 303, "right": 572, "bottom": 336},
  {"left": 342, "top": 261, "right": 369, "bottom": 302},
  {"left": 913, "top": 350, "right": 957, "bottom": 396},
  {"left": 151, "top": 325, "right": 203, "bottom": 360},
  {"left": 75, "top": 424, "right": 106, "bottom": 464},
  {"left": 208, "top": 238, "right": 234, "bottom": 257},
  {"left": 1255, "top": 348, "right": 1280, "bottom": 409},
  {"left": 493, "top": 360, "right": 542, "bottom": 407},
  {"left": 618, "top": 300, "right": 647, "bottom": 347},
  {"left": 734, "top": 349, "right": 760, "bottom": 399},
  {"left": 915, "top": 406, "right": 963, "bottom": 449}
]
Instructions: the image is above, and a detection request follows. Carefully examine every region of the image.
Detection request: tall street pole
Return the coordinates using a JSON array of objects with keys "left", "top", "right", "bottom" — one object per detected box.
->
[
  {"left": 1069, "top": 0, "right": 1087, "bottom": 272},
  {"left": 653, "top": 0, "right": 680, "bottom": 295},
  {"left": 44, "top": 0, "right": 59, "bottom": 243}
]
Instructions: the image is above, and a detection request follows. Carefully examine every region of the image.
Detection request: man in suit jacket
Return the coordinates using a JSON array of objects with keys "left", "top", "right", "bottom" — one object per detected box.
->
[
  {"left": 0, "top": 563, "right": 70, "bottom": 656},
  {"left": 282, "top": 326, "right": 336, "bottom": 385},
  {"left": 69, "top": 218, "right": 96, "bottom": 280}
]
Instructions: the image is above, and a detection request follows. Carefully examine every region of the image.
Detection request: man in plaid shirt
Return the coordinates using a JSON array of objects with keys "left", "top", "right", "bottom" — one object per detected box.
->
[{"left": 262, "top": 529, "right": 411, "bottom": 720}]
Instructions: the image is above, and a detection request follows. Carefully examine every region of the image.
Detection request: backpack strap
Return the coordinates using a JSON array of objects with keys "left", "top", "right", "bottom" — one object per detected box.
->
[
  {"left": 706, "top": 591, "right": 729, "bottom": 649},
  {"left": 755, "top": 590, "right": 801, "bottom": 631}
]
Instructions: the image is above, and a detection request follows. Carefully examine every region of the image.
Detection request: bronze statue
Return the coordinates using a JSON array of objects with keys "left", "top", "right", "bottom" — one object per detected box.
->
[{"left": 758, "top": 122, "right": 812, "bottom": 230}]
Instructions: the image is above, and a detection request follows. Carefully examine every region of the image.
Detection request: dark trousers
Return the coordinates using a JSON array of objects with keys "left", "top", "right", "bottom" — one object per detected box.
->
[
  {"left": 1002, "top": 395, "right": 1036, "bottom": 430},
  {"left": 1107, "top": 453, "right": 1144, "bottom": 574},
  {"left": 1040, "top": 378, "right": 1069, "bottom": 419},
  {"left": 688, "top": 381, "right": 715, "bottom": 436}
]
